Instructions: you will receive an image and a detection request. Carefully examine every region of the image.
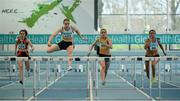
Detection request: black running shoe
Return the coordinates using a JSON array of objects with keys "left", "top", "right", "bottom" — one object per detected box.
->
[
  {"left": 19, "top": 81, "right": 23, "bottom": 84},
  {"left": 102, "top": 81, "right": 106, "bottom": 86}
]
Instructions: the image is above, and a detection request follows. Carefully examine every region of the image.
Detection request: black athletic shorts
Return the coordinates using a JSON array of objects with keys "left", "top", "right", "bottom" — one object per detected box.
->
[
  {"left": 57, "top": 40, "right": 73, "bottom": 50},
  {"left": 98, "top": 54, "right": 111, "bottom": 62},
  {"left": 145, "top": 54, "right": 160, "bottom": 57},
  {"left": 17, "top": 51, "right": 29, "bottom": 57},
  {"left": 145, "top": 54, "right": 160, "bottom": 62}
]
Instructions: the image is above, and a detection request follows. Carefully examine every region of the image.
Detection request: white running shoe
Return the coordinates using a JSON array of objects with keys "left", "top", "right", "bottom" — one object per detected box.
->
[
  {"left": 67, "top": 66, "right": 72, "bottom": 71},
  {"left": 102, "top": 81, "right": 106, "bottom": 86},
  {"left": 151, "top": 77, "right": 157, "bottom": 84}
]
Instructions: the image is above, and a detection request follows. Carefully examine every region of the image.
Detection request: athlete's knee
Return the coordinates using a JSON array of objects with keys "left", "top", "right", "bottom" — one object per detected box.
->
[
  {"left": 19, "top": 65, "right": 23, "bottom": 69},
  {"left": 68, "top": 57, "right": 73, "bottom": 61},
  {"left": 67, "top": 49, "right": 73, "bottom": 55},
  {"left": 47, "top": 48, "right": 52, "bottom": 53},
  {"left": 25, "top": 63, "right": 30, "bottom": 68},
  {"left": 101, "top": 65, "right": 106, "bottom": 70},
  {"left": 151, "top": 63, "right": 156, "bottom": 67}
]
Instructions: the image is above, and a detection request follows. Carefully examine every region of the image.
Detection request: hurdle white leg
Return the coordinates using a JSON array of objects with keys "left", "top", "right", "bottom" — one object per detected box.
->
[
  {"left": 53, "top": 63, "right": 56, "bottom": 83},
  {"left": 55, "top": 62, "right": 60, "bottom": 80},
  {"left": 86, "top": 59, "right": 89, "bottom": 99},
  {"left": 95, "top": 59, "right": 98, "bottom": 89},
  {"left": 63, "top": 61, "right": 66, "bottom": 74},
  {"left": 141, "top": 60, "right": 144, "bottom": 89},
  {"left": 92, "top": 60, "right": 95, "bottom": 87},
  {"left": 118, "top": 61, "right": 121, "bottom": 76},
  {"left": 163, "top": 62, "right": 166, "bottom": 82},
  {"left": 91, "top": 59, "right": 97, "bottom": 97},
  {"left": 59, "top": 61, "right": 62, "bottom": 76},
  {"left": 22, "top": 61, "right": 25, "bottom": 99},
  {"left": 5, "top": 61, "right": 9, "bottom": 80},
  {"left": 37, "top": 61, "right": 40, "bottom": 90},
  {"left": 33, "top": 61, "right": 37, "bottom": 97},
  {"left": 9, "top": 61, "right": 12, "bottom": 81},
  {"left": 89, "top": 69, "right": 93, "bottom": 101},
  {"left": 122, "top": 62, "right": 125, "bottom": 76},
  {"left": 14, "top": 63, "right": 18, "bottom": 81},
  {"left": 55, "top": 63, "right": 58, "bottom": 78},
  {"left": 170, "top": 62, "right": 172, "bottom": 82},
  {"left": 175, "top": 59, "right": 177, "bottom": 75},
  {"left": 133, "top": 59, "right": 136, "bottom": 87},
  {"left": 12, "top": 64, "right": 16, "bottom": 72},
  {"left": 46, "top": 61, "right": 50, "bottom": 88},
  {"left": 130, "top": 60, "right": 133, "bottom": 80},
  {"left": 149, "top": 60, "right": 152, "bottom": 96},
  {"left": 157, "top": 61, "right": 161, "bottom": 99}
]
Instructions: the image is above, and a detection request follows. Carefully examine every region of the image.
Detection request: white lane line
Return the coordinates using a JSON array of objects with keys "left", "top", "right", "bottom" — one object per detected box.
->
[
  {"left": 111, "top": 71, "right": 156, "bottom": 101},
  {"left": 0, "top": 71, "right": 46, "bottom": 88},
  {"left": 0, "top": 81, "right": 16, "bottom": 88},
  {"left": 160, "top": 79, "right": 180, "bottom": 88},
  {"left": 26, "top": 72, "right": 68, "bottom": 101}
]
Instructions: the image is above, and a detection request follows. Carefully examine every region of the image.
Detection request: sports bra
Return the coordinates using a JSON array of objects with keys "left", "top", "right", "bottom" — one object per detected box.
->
[
  {"left": 17, "top": 37, "right": 28, "bottom": 50},
  {"left": 61, "top": 26, "right": 73, "bottom": 38},
  {"left": 149, "top": 38, "right": 158, "bottom": 50}
]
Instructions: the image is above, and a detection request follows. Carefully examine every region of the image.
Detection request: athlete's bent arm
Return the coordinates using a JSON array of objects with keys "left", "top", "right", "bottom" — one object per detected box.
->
[
  {"left": 28, "top": 39, "right": 34, "bottom": 51},
  {"left": 105, "top": 40, "right": 112, "bottom": 49},
  {"left": 144, "top": 39, "right": 150, "bottom": 50},
  {"left": 15, "top": 41, "right": 18, "bottom": 55},
  {"left": 48, "top": 28, "right": 62, "bottom": 47},
  {"left": 157, "top": 38, "right": 166, "bottom": 56},
  {"left": 88, "top": 40, "right": 98, "bottom": 56},
  {"left": 72, "top": 26, "right": 86, "bottom": 40}
]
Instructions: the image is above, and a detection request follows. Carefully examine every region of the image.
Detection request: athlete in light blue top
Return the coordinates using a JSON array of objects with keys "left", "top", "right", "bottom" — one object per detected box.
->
[
  {"left": 144, "top": 29, "right": 166, "bottom": 83},
  {"left": 47, "top": 18, "right": 87, "bottom": 71}
]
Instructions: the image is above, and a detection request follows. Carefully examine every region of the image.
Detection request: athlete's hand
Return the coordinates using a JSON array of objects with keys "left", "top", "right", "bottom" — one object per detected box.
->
[
  {"left": 145, "top": 40, "right": 150, "bottom": 50},
  {"left": 47, "top": 41, "right": 51, "bottom": 47},
  {"left": 164, "top": 52, "right": 166, "bottom": 56},
  {"left": 31, "top": 47, "right": 34, "bottom": 52}
]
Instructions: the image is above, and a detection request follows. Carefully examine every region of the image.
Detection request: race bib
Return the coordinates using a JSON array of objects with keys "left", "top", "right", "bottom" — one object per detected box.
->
[
  {"left": 63, "top": 32, "right": 72, "bottom": 38},
  {"left": 18, "top": 43, "right": 26, "bottom": 49},
  {"left": 150, "top": 43, "right": 157, "bottom": 50}
]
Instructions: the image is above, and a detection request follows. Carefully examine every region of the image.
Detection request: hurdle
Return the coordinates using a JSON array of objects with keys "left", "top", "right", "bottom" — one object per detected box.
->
[{"left": 0, "top": 56, "right": 180, "bottom": 100}]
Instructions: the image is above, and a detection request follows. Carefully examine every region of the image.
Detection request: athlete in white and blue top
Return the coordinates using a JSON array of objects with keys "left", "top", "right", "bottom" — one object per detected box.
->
[
  {"left": 47, "top": 18, "right": 87, "bottom": 71},
  {"left": 144, "top": 29, "right": 166, "bottom": 83}
]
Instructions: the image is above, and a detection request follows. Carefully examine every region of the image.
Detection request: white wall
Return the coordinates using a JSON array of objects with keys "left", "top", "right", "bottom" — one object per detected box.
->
[{"left": 0, "top": 0, "right": 95, "bottom": 34}]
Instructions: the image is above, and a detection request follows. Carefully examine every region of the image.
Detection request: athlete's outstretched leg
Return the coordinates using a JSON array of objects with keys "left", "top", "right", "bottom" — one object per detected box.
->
[
  {"left": 25, "top": 61, "right": 30, "bottom": 77},
  {"left": 67, "top": 45, "right": 74, "bottom": 70},
  {"left": 145, "top": 61, "right": 150, "bottom": 79},
  {"left": 99, "top": 61, "right": 106, "bottom": 85},
  {"left": 47, "top": 45, "right": 59, "bottom": 53},
  {"left": 105, "top": 61, "right": 110, "bottom": 78},
  {"left": 151, "top": 58, "right": 158, "bottom": 81},
  {"left": 18, "top": 61, "right": 23, "bottom": 84}
]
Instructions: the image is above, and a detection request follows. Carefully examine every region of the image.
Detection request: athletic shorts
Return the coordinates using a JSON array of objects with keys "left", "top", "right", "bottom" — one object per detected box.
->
[
  {"left": 17, "top": 51, "right": 29, "bottom": 57},
  {"left": 145, "top": 54, "right": 160, "bottom": 57},
  {"left": 145, "top": 54, "right": 159, "bottom": 62},
  {"left": 57, "top": 40, "right": 73, "bottom": 50},
  {"left": 98, "top": 54, "right": 111, "bottom": 62}
]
